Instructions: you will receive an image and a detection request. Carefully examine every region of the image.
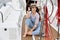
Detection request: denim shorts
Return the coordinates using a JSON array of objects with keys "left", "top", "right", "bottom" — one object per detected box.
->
[{"left": 25, "top": 19, "right": 41, "bottom": 35}]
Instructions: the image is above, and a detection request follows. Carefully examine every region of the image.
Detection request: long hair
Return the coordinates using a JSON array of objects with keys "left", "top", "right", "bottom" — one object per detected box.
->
[
  {"left": 30, "top": 5, "right": 40, "bottom": 15},
  {"left": 31, "top": 5, "right": 41, "bottom": 21},
  {"left": 26, "top": 4, "right": 31, "bottom": 11},
  {"left": 36, "top": 7, "right": 41, "bottom": 21}
]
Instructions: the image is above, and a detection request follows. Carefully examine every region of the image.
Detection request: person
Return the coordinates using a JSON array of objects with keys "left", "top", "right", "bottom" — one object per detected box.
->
[{"left": 23, "top": 4, "right": 41, "bottom": 37}]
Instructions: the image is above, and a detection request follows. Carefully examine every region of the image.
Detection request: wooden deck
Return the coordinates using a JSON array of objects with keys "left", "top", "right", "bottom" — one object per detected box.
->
[{"left": 21, "top": 15, "right": 60, "bottom": 40}]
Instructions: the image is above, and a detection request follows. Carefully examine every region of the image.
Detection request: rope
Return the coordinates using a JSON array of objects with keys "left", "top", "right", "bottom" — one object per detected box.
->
[
  {"left": 48, "top": 0, "right": 54, "bottom": 18},
  {"left": 44, "top": 0, "right": 55, "bottom": 40}
]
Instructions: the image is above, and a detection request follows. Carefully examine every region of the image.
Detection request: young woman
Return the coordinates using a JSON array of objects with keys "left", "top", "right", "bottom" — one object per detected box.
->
[{"left": 23, "top": 5, "right": 41, "bottom": 37}]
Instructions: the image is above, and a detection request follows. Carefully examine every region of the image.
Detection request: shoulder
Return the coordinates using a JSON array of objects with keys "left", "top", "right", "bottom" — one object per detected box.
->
[
  {"left": 36, "top": 12, "right": 39, "bottom": 16},
  {"left": 35, "top": 12, "right": 39, "bottom": 18}
]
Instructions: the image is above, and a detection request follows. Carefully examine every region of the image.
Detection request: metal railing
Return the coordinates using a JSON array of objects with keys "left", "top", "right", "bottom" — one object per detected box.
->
[{"left": 0, "top": 11, "right": 3, "bottom": 23}]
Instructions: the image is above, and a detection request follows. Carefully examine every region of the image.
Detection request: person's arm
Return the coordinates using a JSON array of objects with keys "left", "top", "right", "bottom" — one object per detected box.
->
[
  {"left": 26, "top": 11, "right": 30, "bottom": 18},
  {"left": 31, "top": 14, "right": 39, "bottom": 31}
]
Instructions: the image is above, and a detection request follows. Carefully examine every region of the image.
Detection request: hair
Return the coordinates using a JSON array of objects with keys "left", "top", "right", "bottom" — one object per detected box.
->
[
  {"left": 36, "top": 7, "right": 41, "bottom": 21},
  {"left": 31, "top": 5, "right": 40, "bottom": 15},
  {"left": 30, "top": 5, "right": 36, "bottom": 10},
  {"left": 26, "top": 4, "right": 31, "bottom": 11},
  {"left": 31, "top": 5, "right": 41, "bottom": 21}
]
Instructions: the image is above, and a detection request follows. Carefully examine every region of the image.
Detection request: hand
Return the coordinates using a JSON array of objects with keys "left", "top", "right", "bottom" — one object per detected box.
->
[
  {"left": 26, "top": 13, "right": 30, "bottom": 18},
  {"left": 27, "top": 30, "right": 33, "bottom": 35}
]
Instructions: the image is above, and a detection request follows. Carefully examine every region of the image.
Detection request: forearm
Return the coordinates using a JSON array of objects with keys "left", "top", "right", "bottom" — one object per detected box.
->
[
  {"left": 26, "top": 14, "right": 30, "bottom": 18},
  {"left": 30, "top": 13, "right": 39, "bottom": 31},
  {"left": 31, "top": 18, "right": 39, "bottom": 31}
]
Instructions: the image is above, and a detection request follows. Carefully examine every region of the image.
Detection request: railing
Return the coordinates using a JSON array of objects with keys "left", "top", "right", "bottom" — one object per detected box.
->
[{"left": 0, "top": 11, "right": 3, "bottom": 23}]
